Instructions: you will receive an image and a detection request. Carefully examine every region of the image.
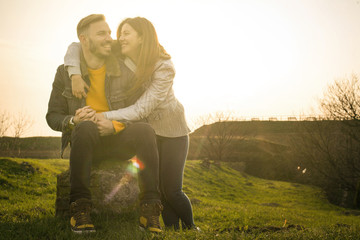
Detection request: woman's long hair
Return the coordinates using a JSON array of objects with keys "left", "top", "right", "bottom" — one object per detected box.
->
[{"left": 116, "top": 17, "right": 170, "bottom": 96}]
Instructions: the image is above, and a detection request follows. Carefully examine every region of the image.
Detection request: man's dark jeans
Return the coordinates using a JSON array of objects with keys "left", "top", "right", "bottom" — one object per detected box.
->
[{"left": 69, "top": 121, "right": 160, "bottom": 204}]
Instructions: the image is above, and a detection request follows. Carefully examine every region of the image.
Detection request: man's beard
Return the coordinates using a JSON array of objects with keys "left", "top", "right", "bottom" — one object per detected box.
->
[{"left": 89, "top": 39, "right": 110, "bottom": 59}]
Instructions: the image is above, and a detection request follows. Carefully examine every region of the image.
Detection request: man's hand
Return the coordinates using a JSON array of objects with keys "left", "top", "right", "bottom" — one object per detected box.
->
[
  {"left": 71, "top": 74, "right": 89, "bottom": 99},
  {"left": 97, "top": 118, "right": 115, "bottom": 136},
  {"left": 73, "top": 106, "right": 96, "bottom": 124}
]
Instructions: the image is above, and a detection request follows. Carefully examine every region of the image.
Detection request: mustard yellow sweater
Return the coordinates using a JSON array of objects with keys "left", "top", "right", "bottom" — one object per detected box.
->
[{"left": 86, "top": 65, "right": 124, "bottom": 133}]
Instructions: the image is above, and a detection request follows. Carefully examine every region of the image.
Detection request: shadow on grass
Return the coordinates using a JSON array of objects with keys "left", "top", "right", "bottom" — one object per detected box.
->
[
  {"left": 215, "top": 224, "right": 305, "bottom": 234},
  {"left": 0, "top": 212, "right": 152, "bottom": 240}
]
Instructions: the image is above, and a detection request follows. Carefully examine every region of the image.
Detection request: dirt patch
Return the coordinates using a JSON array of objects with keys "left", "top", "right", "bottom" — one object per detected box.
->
[
  {"left": 0, "top": 195, "right": 9, "bottom": 200},
  {"left": 341, "top": 210, "right": 360, "bottom": 216},
  {"left": 335, "top": 223, "right": 351, "bottom": 228},
  {"left": 261, "top": 202, "right": 281, "bottom": 207},
  {"left": 20, "top": 161, "right": 38, "bottom": 174},
  {"left": 0, "top": 177, "right": 13, "bottom": 188},
  {"left": 0, "top": 159, "right": 38, "bottom": 176}
]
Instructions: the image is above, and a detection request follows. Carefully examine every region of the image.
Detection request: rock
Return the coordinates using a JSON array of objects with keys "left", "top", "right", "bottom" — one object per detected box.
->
[{"left": 56, "top": 159, "right": 139, "bottom": 216}]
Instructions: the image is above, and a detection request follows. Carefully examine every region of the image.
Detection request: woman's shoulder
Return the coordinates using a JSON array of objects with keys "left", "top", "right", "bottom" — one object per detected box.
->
[
  {"left": 152, "top": 58, "right": 176, "bottom": 80},
  {"left": 155, "top": 57, "right": 174, "bottom": 71}
]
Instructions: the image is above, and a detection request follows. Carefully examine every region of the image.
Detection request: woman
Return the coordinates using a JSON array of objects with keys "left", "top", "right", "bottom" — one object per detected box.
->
[{"left": 65, "top": 17, "right": 197, "bottom": 230}]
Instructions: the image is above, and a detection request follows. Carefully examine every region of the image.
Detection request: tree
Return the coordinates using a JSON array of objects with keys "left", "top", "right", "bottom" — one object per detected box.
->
[
  {"left": 294, "top": 75, "right": 360, "bottom": 208},
  {"left": 0, "top": 110, "right": 12, "bottom": 153},
  {"left": 0, "top": 110, "right": 11, "bottom": 137},
  {"left": 321, "top": 74, "right": 360, "bottom": 143},
  {"left": 0, "top": 110, "right": 34, "bottom": 157},
  {"left": 12, "top": 111, "right": 34, "bottom": 138},
  {"left": 11, "top": 111, "right": 34, "bottom": 156},
  {"left": 193, "top": 111, "right": 249, "bottom": 164},
  {"left": 321, "top": 75, "right": 360, "bottom": 121}
]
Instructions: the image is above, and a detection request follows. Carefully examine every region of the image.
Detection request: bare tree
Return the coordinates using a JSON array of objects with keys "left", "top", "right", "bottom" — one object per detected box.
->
[
  {"left": 0, "top": 110, "right": 34, "bottom": 157},
  {"left": 294, "top": 75, "right": 360, "bottom": 207},
  {"left": 12, "top": 111, "right": 34, "bottom": 138},
  {"left": 192, "top": 111, "right": 249, "bottom": 164},
  {"left": 321, "top": 74, "right": 360, "bottom": 121},
  {"left": 0, "top": 110, "right": 12, "bottom": 137},
  {"left": 0, "top": 110, "right": 12, "bottom": 153},
  {"left": 321, "top": 74, "right": 360, "bottom": 143}
]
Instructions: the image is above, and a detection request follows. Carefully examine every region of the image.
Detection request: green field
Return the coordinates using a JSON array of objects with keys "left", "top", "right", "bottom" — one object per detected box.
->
[{"left": 1, "top": 157, "right": 360, "bottom": 239}]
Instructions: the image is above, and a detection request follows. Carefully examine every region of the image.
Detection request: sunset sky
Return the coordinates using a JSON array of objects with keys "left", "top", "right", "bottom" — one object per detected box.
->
[{"left": 0, "top": 0, "right": 360, "bottom": 137}]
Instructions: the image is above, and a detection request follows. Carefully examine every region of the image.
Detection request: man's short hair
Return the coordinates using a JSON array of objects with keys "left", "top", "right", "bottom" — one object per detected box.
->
[{"left": 77, "top": 14, "right": 106, "bottom": 38}]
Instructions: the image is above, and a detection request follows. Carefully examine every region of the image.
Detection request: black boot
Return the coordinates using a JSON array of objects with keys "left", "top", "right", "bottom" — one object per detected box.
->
[
  {"left": 70, "top": 198, "right": 95, "bottom": 234},
  {"left": 139, "top": 202, "right": 163, "bottom": 233}
]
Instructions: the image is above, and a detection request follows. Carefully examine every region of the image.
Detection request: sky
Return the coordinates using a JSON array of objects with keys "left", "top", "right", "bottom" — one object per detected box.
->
[{"left": 0, "top": 0, "right": 360, "bottom": 137}]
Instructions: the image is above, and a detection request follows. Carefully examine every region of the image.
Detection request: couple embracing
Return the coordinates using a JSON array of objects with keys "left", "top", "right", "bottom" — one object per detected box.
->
[{"left": 46, "top": 14, "right": 198, "bottom": 233}]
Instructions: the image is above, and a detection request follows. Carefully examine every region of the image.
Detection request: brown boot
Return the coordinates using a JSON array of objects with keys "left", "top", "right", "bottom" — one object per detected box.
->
[
  {"left": 70, "top": 198, "right": 96, "bottom": 234},
  {"left": 139, "top": 202, "right": 163, "bottom": 233}
]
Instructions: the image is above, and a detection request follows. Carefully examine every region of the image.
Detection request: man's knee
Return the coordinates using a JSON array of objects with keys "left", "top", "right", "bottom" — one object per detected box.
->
[{"left": 130, "top": 122, "right": 155, "bottom": 137}]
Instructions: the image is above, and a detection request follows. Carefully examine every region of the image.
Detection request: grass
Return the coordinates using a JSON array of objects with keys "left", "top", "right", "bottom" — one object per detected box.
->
[{"left": 1, "top": 157, "right": 360, "bottom": 239}]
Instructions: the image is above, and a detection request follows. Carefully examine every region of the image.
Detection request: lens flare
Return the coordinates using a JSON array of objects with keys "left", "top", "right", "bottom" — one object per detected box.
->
[
  {"left": 133, "top": 161, "right": 140, "bottom": 169},
  {"left": 131, "top": 157, "right": 144, "bottom": 170},
  {"left": 104, "top": 157, "right": 145, "bottom": 203},
  {"left": 104, "top": 173, "right": 132, "bottom": 203}
]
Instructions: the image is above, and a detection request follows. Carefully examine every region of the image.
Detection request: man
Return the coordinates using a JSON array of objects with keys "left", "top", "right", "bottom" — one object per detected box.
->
[{"left": 46, "top": 14, "right": 162, "bottom": 234}]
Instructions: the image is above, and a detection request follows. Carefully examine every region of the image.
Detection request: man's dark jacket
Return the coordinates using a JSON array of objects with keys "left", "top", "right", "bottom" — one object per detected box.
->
[{"left": 46, "top": 52, "right": 142, "bottom": 157}]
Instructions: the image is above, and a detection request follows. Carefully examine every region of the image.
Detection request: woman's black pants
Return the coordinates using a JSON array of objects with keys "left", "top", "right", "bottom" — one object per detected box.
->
[{"left": 157, "top": 135, "right": 195, "bottom": 229}]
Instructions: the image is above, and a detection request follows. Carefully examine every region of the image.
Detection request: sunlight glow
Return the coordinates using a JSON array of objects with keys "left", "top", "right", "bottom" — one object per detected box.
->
[{"left": 1, "top": 0, "right": 360, "bottom": 136}]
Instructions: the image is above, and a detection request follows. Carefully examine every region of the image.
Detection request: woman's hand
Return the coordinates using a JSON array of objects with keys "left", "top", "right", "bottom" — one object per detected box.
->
[
  {"left": 71, "top": 74, "right": 89, "bottom": 99},
  {"left": 97, "top": 118, "right": 115, "bottom": 136},
  {"left": 95, "top": 112, "right": 106, "bottom": 121}
]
